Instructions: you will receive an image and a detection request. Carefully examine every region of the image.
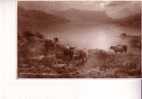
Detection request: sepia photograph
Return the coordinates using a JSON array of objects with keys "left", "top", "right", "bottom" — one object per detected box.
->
[{"left": 18, "top": 1, "right": 141, "bottom": 78}]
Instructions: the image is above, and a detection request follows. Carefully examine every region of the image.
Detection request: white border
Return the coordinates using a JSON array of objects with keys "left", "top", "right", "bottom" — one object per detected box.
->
[{"left": 0, "top": 0, "right": 141, "bottom": 99}]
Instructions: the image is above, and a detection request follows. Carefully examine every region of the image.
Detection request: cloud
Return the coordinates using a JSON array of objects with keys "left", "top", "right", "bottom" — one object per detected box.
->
[{"left": 18, "top": 1, "right": 106, "bottom": 11}]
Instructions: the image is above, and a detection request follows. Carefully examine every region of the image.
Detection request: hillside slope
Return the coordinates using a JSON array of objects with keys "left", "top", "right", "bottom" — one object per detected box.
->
[{"left": 18, "top": 7, "right": 69, "bottom": 32}]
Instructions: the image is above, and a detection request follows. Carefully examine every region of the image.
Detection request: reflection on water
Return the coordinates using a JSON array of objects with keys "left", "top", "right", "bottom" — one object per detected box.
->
[{"left": 44, "top": 23, "right": 139, "bottom": 50}]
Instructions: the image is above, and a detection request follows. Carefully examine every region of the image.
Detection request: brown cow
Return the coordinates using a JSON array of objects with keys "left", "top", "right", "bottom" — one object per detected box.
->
[
  {"left": 73, "top": 49, "right": 88, "bottom": 66},
  {"left": 110, "top": 45, "right": 127, "bottom": 53}
]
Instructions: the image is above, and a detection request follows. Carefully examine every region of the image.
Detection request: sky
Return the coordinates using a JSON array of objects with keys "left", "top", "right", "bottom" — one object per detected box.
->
[{"left": 19, "top": 1, "right": 141, "bottom": 19}]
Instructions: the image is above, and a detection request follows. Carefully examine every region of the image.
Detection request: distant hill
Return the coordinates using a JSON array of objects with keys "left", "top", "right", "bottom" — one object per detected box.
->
[
  {"left": 49, "top": 8, "right": 113, "bottom": 24},
  {"left": 46, "top": 8, "right": 141, "bottom": 28},
  {"left": 18, "top": 6, "right": 69, "bottom": 32},
  {"left": 112, "top": 13, "right": 141, "bottom": 29}
]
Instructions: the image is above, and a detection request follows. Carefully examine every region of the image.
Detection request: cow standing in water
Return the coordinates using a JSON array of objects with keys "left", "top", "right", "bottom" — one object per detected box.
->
[{"left": 110, "top": 45, "right": 127, "bottom": 53}]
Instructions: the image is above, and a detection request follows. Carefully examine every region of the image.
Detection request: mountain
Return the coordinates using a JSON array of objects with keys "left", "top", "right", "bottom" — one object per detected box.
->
[
  {"left": 111, "top": 13, "right": 141, "bottom": 29},
  {"left": 18, "top": 6, "right": 69, "bottom": 32},
  {"left": 48, "top": 8, "right": 141, "bottom": 28},
  {"left": 49, "top": 8, "right": 113, "bottom": 24},
  {"left": 18, "top": 6, "right": 141, "bottom": 33}
]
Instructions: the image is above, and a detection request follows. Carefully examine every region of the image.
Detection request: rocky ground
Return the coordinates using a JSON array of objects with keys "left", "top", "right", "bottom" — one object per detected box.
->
[{"left": 18, "top": 52, "right": 141, "bottom": 78}]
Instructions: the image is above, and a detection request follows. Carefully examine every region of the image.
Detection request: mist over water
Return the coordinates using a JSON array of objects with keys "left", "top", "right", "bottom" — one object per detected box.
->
[
  {"left": 43, "top": 23, "right": 139, "bottom": 50},
  {"left": 19, "top": 1, "right": 141, "bottom": 51}
]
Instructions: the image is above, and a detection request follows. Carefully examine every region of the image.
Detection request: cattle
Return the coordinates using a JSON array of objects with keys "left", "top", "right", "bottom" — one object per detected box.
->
[
  {"left": 73, "top": 49, "right": 88, "bottom": 66},
  {"left": 42, "top": 37, "right": 88, "bottom": 66},
  {"left": 35, "top": 32, "right": 44, "bottom": 39},
  {"left": 110, "top": 45, "right": 127, "bottom": 53},
  {"left": 55, "top": 46, "right": 88, "bottom": 66},
  {"left": 120, "top": 33, "right": 141, "bottom": 49}
]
